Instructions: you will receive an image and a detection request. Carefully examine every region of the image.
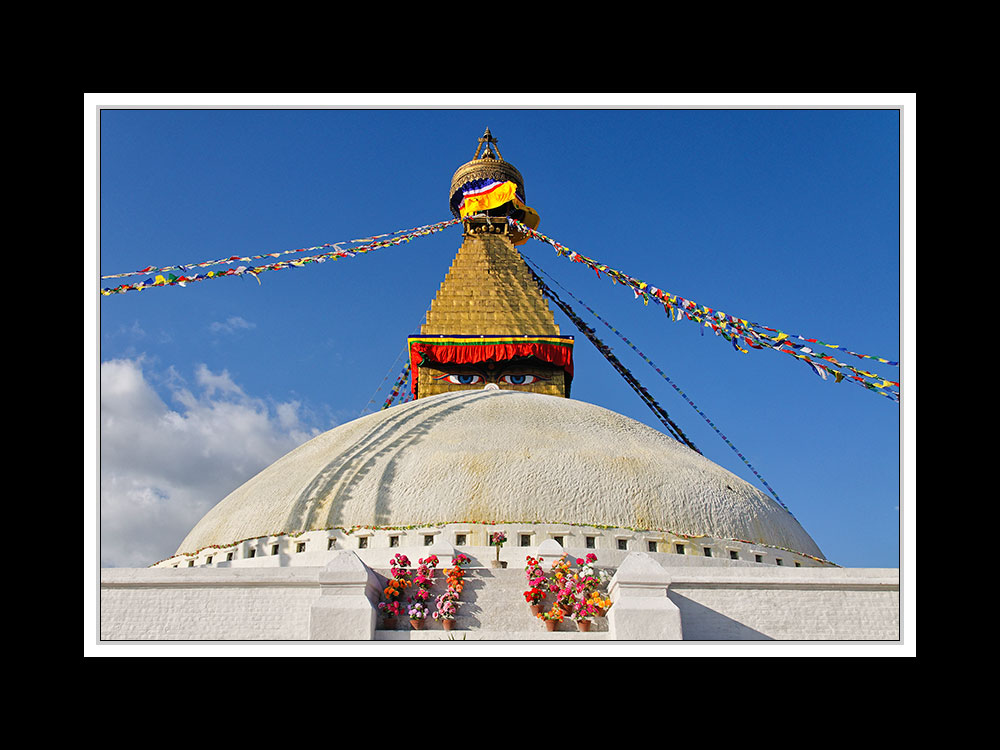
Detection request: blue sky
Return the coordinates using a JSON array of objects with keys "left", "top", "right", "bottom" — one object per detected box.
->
[{"left": 90, "top": 96, "right": 911, "bottom": 572}]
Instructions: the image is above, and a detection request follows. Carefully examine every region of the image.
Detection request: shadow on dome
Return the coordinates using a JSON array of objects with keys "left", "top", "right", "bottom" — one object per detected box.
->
[{"left": 284, "top": 389, "right": 503, "bottom": 531}]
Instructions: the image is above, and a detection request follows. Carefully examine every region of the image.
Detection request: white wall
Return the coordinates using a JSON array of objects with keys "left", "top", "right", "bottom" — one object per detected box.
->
[
  {"left": 100, "top": 568, "right": 325, "bottom": 640},
  {"left": 100, "top": 552, "right": 899, "bottom": 642},
  {"left": 665, "top": 567, "right": 900, "bottom": 640}
]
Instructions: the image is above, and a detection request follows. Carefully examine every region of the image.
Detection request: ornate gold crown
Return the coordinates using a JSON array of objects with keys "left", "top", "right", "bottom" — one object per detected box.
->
[{"left": 449, "top": 128, "right": 526, "bottom": 219}]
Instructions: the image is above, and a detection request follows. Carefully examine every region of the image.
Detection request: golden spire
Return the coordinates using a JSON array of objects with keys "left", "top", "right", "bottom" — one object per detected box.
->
[
  {"left": 420, "top": 230, "right": 560, "bottom": 338},
  {"left": 432, "top": 129, "right": 557, "bottom": 338},
  {"left": 406, "top": 130, "right": 573, "bottom": 400}
]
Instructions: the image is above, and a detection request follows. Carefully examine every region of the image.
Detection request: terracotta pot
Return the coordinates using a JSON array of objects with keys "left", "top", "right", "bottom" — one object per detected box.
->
[
  {"left": 577, "top": 619, "right": 592, "bottom": 633},
  {"left": 442, "top": 619, "right": 455, "bottom": 631},
  {"left": 544, "top": 620, "right": 557, "bottom": 632},
  {"left": 529, "top": 604, "right": 542, "bottom": 616},
  {"left": 594, "top": 607, "right": 606, "bottom": 618},
  {"left": 410, "top": 618, "right": 425, "bottom": 630},
  {"left": 382, "top": 617, "right": 397, "bottom": 630}
]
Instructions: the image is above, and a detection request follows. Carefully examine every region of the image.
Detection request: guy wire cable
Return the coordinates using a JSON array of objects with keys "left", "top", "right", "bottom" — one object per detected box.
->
[{"left": 524, "top": 263, "right": 700, "bottom": 453}]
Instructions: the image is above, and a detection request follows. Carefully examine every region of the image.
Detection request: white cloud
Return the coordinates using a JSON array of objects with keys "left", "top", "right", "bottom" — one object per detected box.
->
[
  {"left": 99, "top": 357, "right": 322, "bottom": 568},
  {"left": 209, "top": 316, "right": 255, "bottom": 334}
]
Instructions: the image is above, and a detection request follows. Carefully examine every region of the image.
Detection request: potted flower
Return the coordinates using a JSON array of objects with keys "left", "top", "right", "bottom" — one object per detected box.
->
[
  {"left": 523, "top": 555, "right": 547, "bottom": 614},
  {"left": 572, "top": 599, "right": 599, "bottom": 632},
  {"left": 586, "top": 590, "right": 612, "bottom": 617},
  {"left": 390, "top": 553, "right": 412, "bottom": 580},
  {"left": 434, "top": 551, "right": 467, "bottom": 632},
  {"left": 413, "top": 558, "right": 436, "bottom": 601},
  {"left": 408, "top": 600, "right": 429, "bottom": 630},
  {"left": 525, "top": 555, "right": 547, "bottom": 592},
  {"left": 388, "top": 554, "right": 413, "bottom": 596},
  {"left": 555, "top": 585, "right": 577, "bottom": 617},
  {"left": 380, "top": 553, "right": 413, "bottom": 629},
  {"left": 523, "top": 586, "right": 546, "bottom": 615},
  {"left": 549, "top": 554, "right": 571, "bottom": 578},
  {"left": 525, "top": 555, "right": 545, "bottom": 583},
  {"left": 378, "top": 599, "right": 402, "bottom": 629},
  {"left": 536, "top": 605, "right": 565, "bottom": 632},
  {"left": 383, "top": 577, "right": 404, "bottom": 601},
  {"left": 489, "top": 531, "right": 507, "bottom": 568},
  {"left": 444, "top": 565, "right": 466, "bottom": 595},
  {"left": 547, "top": 555, "right": 576, "bottom": 614},
  {"left": 431, "top": 591, "right": 460, "bottom": 631},
  {"left": 575, "top": 553, "right": 600, "bottom": 592}
]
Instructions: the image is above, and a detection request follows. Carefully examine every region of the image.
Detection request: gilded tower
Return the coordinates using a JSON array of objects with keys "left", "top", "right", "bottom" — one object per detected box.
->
[{"left": 407, "top": 129, "right": 574, "bottom": 399}]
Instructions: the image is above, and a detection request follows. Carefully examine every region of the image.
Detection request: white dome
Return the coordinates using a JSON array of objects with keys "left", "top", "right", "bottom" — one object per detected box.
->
[{"left": 174, "top": 389, "right": 825, "bottom": 561}]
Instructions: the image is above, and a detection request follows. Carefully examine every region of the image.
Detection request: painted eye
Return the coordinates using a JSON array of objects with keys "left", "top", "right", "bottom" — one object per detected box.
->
[
  {"left": 500, "top": 374, "right": 542, "bottom": 385},
  {"left": 433, "top": 373, "right": 484, "bottom": 385}
]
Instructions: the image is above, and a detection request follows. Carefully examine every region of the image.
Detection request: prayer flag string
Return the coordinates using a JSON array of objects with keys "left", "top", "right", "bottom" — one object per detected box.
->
[
  {"left": 359, "top": 346, "right": 409, "bottom": 417},
  {"left": 381, "top": 362, "right": 413, "bottom": 410},
  {"left": 524, "top": 254, "right": 790, "bottom": 514},
  {"left": 100, "top": 218, "right": 462, "bottom": 296},
  {"left": 510, "top": 219, "right": 900, "bottom": 403}
]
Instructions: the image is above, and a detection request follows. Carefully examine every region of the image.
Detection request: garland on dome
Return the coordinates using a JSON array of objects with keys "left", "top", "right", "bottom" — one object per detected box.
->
[
  {"left": 524, "top": 255, "right": 789, "bottom": 514},
  {"left": 100, "top": 218, "right": 461, "bottom": 296},
  {"left": 509, "top": 219, "right": 900, "bottom": 403}
]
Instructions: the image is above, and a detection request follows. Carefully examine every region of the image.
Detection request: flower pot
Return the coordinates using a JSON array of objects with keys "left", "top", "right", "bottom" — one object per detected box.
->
[
  {"left": 594, "top": 607, "right": 606, "bottom": 618},
  {"left": 529, "top": 604, "right": 542, "bottom": 616},
  {"left": 382, "top": 617, "right": 397, "bottom": 630},
  {"left": 410, "top": 618, "right": 425, "bottom": 630},
  {"left": 576, "top": 620, "right": 592, "bottom": 633},
  {"left": 544, "top": 620, "right": 558, "bottom": 632},
  {"left": 442, "top": 619, "right": 455, "bottom": 632}
]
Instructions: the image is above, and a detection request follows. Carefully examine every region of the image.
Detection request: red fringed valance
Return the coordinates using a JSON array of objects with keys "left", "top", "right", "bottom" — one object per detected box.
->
[{"left": 407, "top": 335, "right": 574, "bottom": 397}]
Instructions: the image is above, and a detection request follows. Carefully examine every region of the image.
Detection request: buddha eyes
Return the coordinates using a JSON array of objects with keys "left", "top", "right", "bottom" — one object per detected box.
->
[
  {"left": 499, "top": 374, "right": 542, "bottom": 385},
  {"left": 436, "top": 374, "right": 484, "bottom": 385},
  {"left": 433, "top": 373, "right": 546, "bottom": 386}
]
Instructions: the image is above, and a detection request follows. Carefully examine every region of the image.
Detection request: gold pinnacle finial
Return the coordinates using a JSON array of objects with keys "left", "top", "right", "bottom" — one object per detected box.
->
[{"left": 474, "top": 127, "right": 503, "bottom": 161}]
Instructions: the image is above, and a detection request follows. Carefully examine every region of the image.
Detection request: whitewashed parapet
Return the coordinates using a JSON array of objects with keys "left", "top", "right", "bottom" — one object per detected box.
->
[{"left": 665, "top": 566, "right": 900, "bottom": 640}]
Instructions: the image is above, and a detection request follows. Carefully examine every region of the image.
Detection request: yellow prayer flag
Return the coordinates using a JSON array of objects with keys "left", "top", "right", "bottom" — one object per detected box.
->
[{"left": 459, "top": 180, "right": 520, "bottom": 217}]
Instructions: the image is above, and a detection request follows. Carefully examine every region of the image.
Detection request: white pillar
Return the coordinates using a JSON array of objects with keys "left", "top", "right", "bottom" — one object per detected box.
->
[
  {"left": 607, "top": 552, "right": 683, "bottom": 640},
  {"left": 426, "top": 539, "right": 456, "bottom": 568},
  {"left": 309, "top": 551, "right": 381, "bottom": 640},
  {"left": 536, "top": 538, "right": 566, "bottom": 558}
]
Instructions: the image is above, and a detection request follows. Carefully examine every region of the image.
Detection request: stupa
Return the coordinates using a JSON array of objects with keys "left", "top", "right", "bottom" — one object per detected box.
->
[
  {"left": 155, "top": 129, "right": 830, "bottom": 571},
  {"left": 102, "top": 130, "right": 900, "bottom": 642}
]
